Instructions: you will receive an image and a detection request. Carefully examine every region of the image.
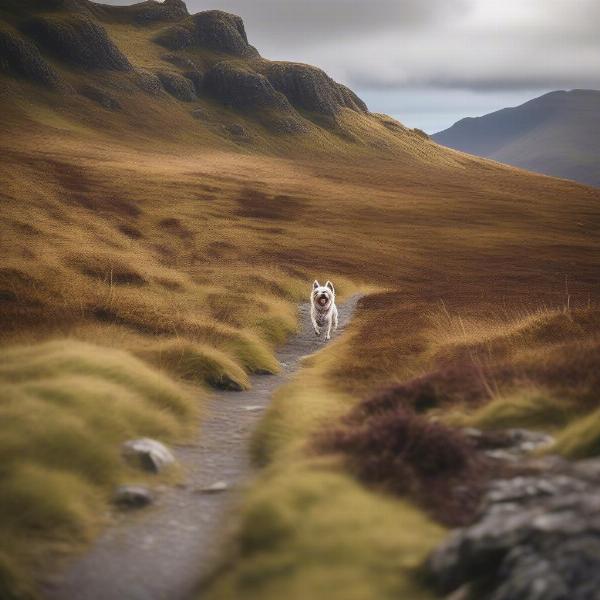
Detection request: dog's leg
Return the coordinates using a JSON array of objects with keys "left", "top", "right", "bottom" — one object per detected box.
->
[
  {"left": 325, "top": 317, "right": 332, "bottom": 340},
  {"left": 333, "top": 307, "right": 338, "bottom": 331},
  {"left": 311, "top": 312, "right": 321, "bottom": 336}
]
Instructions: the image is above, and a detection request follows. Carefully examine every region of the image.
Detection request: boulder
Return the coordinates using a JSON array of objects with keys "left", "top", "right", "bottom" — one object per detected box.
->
[
  {"left": 21, "top": 15, "right": 132, "bottom": 71},
  {"left": 134, "top": 69, "right": 163, "bottom": 96},
  {"left": 183, "top": 70, "right": 203, "bottom": 95},
  {"left": 156, "top": 71, "right": 196, "bottom": 101},
  {"left": 122, "top": 438, "right": 176, "bottom": 473},
  {"left": 113, "top": 485, "right": 154, "bottom": 508},
  {"left": 427, "top": 456, "right": 600, "bottom": 600}
]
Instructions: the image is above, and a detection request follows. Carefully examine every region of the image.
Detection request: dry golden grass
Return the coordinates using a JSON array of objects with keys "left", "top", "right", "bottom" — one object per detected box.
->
[{"left": 0, "top": 340, "right": 196, "bottom": 599}]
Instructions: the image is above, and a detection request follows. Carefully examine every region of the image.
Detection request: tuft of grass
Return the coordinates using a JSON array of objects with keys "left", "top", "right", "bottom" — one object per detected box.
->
[
  {"left": 447, "top": 388, "right": 573, "bottom": 432},
  {"left": 0, "top": 339, "right": 197, "bottom": 597},
  {"left": 133, "top": 338, "right": 250, "bottom": 391},
  {"left": 552, "top": 409, "right": 600, "bottom": 458}
]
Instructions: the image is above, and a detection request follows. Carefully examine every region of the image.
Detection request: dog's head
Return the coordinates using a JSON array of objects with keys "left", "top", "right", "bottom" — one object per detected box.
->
[{"left": 312, "top": 280, "right": 335, "bottom": 308}]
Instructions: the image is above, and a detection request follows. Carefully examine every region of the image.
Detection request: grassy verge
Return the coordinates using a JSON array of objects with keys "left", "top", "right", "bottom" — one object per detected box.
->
[
  {"left": 0, "top": 340, "right": 198, "bottom": 599},
  {"left": 203, "top": 314, "right": 444, "bottom": 600}
]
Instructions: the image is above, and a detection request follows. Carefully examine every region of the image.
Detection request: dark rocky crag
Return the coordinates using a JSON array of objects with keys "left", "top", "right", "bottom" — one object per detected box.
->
[
  {"left": 0, "top": 0, "right": 392, "bottom": 145},
  {"left": 21, "top": 14, "right": 131, "bottom": 70},
  {"left": 0, "top": 24, "right": 62, "bottom": 87}
]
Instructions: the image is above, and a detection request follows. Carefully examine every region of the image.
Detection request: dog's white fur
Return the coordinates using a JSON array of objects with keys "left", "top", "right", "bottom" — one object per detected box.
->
[{"left": 310, "top": 280, "right": 338, "bottom": 340}]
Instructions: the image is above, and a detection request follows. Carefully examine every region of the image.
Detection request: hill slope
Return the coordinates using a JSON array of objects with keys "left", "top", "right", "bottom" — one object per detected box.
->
[
  {"left": 0, "top": 0, "right": 434, "bottom": 157},
  {"left": 433, "top": 89, "right": 600, "bottom": 187}
]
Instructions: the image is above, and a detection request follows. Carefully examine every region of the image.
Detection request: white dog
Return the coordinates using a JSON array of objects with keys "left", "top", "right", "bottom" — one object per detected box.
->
[{"left": 310, "top": 280, "right": 338, "bottom": 340}]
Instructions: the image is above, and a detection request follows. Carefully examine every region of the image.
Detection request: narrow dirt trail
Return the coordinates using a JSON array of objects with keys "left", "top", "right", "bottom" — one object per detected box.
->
[{"left": 43, "top": 296, "right": 361, "bottom": 600}]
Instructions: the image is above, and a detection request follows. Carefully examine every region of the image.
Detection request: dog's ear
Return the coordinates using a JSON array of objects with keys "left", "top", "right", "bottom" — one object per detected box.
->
[
  {"left": 313, "top": 280, "right": 320, "bottom": 289},
  {"left": 325, "top": 281, "right": 335, "bottom": 294}
]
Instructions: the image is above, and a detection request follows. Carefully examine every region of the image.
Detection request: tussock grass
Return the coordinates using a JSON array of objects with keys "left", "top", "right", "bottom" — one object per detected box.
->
[
  {"left": 448, "top": 388, "right": 572, "bottom": 431},
  {"left": 133, "top": 338, "right": 250, "bottom": 390},
  {"left": 0, "top": 340, "right": 197, "bottom": 597}
]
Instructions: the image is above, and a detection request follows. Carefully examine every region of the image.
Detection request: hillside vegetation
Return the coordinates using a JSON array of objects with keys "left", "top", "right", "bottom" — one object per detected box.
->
[{"left": 1, "top": 1, "right": 600, "bottom": 598}]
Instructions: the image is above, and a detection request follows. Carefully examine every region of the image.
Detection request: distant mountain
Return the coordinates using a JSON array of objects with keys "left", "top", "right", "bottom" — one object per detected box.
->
[{"left": 433, "top": 89, "right": 600, "bottom": 187}]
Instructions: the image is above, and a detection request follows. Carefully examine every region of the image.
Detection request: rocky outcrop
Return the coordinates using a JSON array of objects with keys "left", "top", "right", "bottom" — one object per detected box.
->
[
  {"left": 265, "top": 62, "right": 368, "bottom": 116},
  {"left": 192, "top": 10, "right": 259, "bottom": 58},
  {"left": 0, "top": 25, "right": 62, "bottom": 88},
  {"left": 156, "top": 71, "right": 196, "bottom": 101},
  {"left": 427, "top": 455, "right": 600, "bottom": 600},
  {"left": 123, "top": 0, "right": 188, "bottom": 25},
  {"left": 153, "top": 24, "right": 193, "bottom": 51},
  {"left": 204, "top": 61, "right": 291, "bottom": 110},
  {"left": 154, "top": 10, "right": 259, "bottom": 58},
  {"left": 134, "top": 68, "right": 163, "bottom": 96},
  {"left": 21, "top": 15, "right": 131, "bottom": 71},
  {"left": 122, "top": 438, "right": 176, "bottom": 473}
]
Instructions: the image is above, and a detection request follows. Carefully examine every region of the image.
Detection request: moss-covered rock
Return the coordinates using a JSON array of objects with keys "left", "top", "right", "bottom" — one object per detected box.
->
[
  {"left": 21, "top": 15, "right": 131, "bottom": 71},
  {"left": 154, "top": 10, "right": 259, "bottom": 58},
  {"left": 0, "top": 24, "right": 62, "bottom": 88},
  {"left": 265, "top": 62, "right": 368, "bottom": 116},
  {"left": 134, "top": 68, "right": 163, "bottom": 96},
  {"left": 156, "top": 71, "right": 196, "bottom": 101},
  {"left": 204, "top": 61, "right": 290, "bottom": 110},
  {"left": 191, "top": 10, "right": 259, "bottom": 58},
  {"left": 153, "top": 25, "right": 193, "bottom": 51}
]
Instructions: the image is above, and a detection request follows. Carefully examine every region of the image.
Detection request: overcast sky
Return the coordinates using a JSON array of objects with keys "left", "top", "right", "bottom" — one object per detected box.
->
[{"left": 104, "top": 0, "right": 600, "bottom": 132}]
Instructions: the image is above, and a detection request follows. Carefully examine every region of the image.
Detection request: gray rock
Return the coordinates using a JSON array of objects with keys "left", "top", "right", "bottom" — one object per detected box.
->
[
  {"left": 113, "top": 485, "right": 154, "bottom": 508},
  {"left": 122, "top": 438, "right": 176, "bottom": 473},
  {"left": 427, "top": 460, "right": 600, "bottom": 600},
  {"left": 196, "top": 481, "right": 229, "bottom": 494}
]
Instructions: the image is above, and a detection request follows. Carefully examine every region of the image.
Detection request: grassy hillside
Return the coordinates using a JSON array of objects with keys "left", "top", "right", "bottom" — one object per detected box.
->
[
  {"left": 1, "top": 1, "right": 600, "bottom": 598},
  {"left": 433, "top": 89, "right": 600, "bottom": 187}
]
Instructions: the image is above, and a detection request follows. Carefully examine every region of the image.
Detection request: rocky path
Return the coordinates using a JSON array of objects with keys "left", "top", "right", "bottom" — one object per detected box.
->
[{"left": 43, "top": 296, "right": 361, "bottom": 600}]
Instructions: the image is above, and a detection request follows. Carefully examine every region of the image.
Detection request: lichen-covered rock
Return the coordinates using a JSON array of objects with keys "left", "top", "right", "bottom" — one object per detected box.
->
[
  {"left": 191, "top": 10, "right": 259, "bottom": 58},
  {"left": 427, "top": 456, "right": 600, "bottom": 600},
  {"left": 204, "top": 61, "right": 291, "bottom": 110},
  {"left": 127, "top": 0, "right": 188, "bottom": 24},
  {"left": 154, "top": 10, "right": 259, "bottom": 57},
  {"left": 79, "top": 84, "right": 121, "bottom": 110},
  {"left": 0, "top": 25, "right": 62, "bottom": 87},
  {"left": 134, "top": 68, "right": 163, "bottom": 96},
  {"left": 153, "top": 25, "right": 194, "bottom": 51},
  {"left": 183, "top": 70, "right": 203, "bottom": 95},
  {"left": 156, "top": 71, "right": 196, "bottom": 101},
  {"left": 265, "top": 62, "right": 368, "bottom": 116},
  {"left": 21, "top": 15, "right": 131, "bottom": 71},
  {"left": 122, "top": 438, "right": 176, "bottom": 473}
]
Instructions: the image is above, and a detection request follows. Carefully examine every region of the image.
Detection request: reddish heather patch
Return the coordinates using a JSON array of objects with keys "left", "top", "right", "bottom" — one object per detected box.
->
[{"left": 317, "top": 399, "right": 499, "bottom": 526}]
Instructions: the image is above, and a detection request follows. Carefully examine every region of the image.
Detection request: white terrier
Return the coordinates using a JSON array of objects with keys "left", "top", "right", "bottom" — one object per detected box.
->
[{"left": 310, "top": 280, "right": 338, "bottom": 340}]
